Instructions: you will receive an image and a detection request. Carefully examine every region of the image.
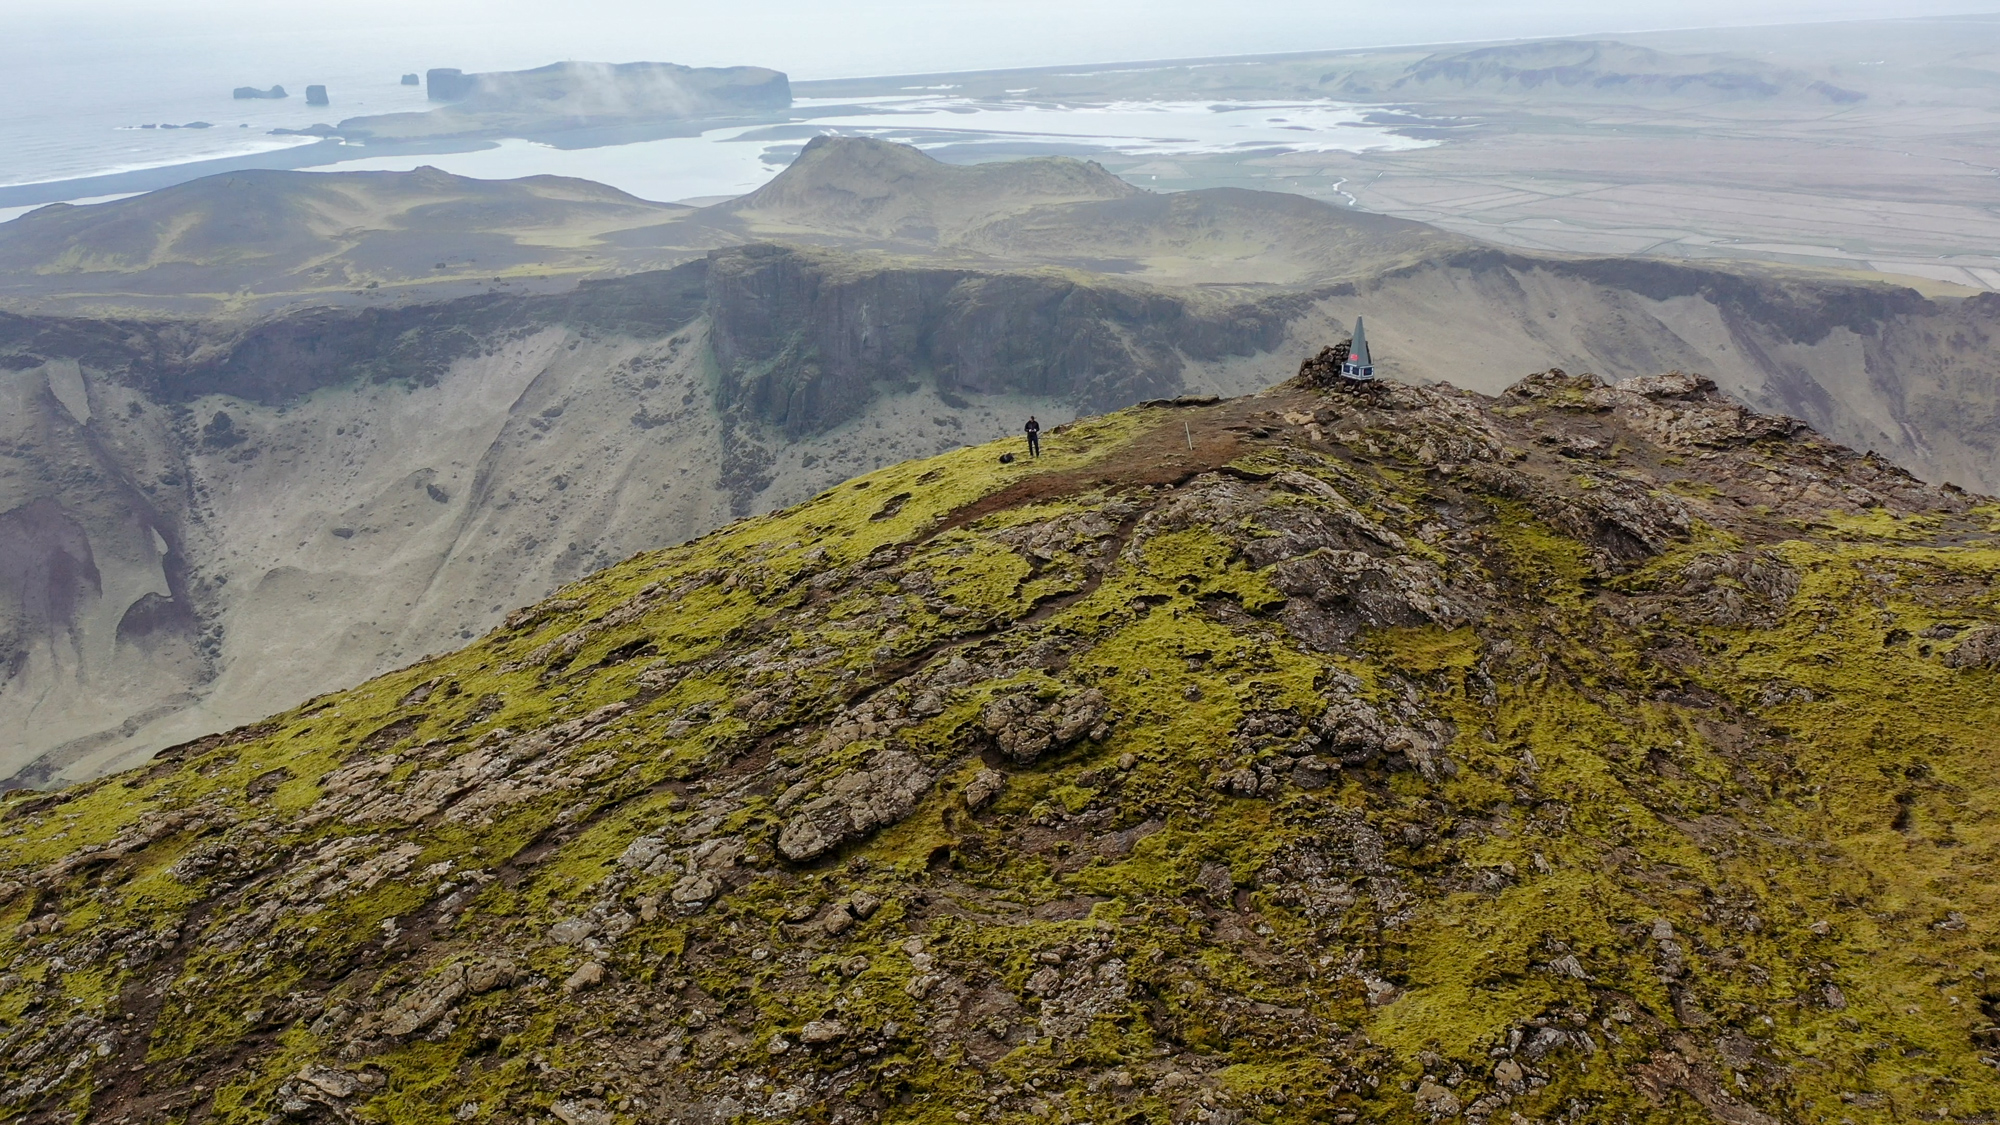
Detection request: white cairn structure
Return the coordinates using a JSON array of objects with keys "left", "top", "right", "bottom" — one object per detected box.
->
[{"left": 1341, "top": 317, "right": 1375, "bottom": 381}]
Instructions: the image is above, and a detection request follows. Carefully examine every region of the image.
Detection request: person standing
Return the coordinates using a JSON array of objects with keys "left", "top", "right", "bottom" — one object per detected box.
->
[{"left": 1024, "top": 415, "right": 1042, "bottom": 458}]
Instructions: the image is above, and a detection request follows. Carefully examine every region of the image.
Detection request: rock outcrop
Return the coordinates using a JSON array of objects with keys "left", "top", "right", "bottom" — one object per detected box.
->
[
  {"left": 2, "top": 368, "right": 1996, "bottom": 1124},
  {"left": 1943, "top": 624, "right": 2000, "bottom": 669},
  {"left": 425, "top": 67, "right": 474, "bottom": 102}
]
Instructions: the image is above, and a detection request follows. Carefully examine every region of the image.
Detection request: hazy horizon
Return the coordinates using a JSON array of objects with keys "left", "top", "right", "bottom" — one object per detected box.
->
[{"left": 15, "top": 1, "right": 2000, "bottom": 81}]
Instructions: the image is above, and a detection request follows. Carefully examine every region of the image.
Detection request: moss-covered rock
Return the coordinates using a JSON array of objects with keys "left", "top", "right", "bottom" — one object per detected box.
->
[{"left": 3, "top": 369, "right": 1997, "bottom": 1125}]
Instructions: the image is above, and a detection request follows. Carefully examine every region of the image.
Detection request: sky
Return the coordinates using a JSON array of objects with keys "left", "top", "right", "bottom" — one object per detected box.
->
[{"left": 16, "top": 1, "right": 2000, "bottom": 79}]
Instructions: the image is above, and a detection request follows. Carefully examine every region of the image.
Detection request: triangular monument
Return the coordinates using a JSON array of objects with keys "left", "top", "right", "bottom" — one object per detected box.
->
[{"left": 1341, "top": 317, "right": 1375, "bottom": 381}]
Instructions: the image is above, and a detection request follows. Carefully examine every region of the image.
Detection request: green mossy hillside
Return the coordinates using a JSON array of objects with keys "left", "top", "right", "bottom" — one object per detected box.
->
[{"left": 3, "top": 370, "right": 1998, "bottom": 1125}]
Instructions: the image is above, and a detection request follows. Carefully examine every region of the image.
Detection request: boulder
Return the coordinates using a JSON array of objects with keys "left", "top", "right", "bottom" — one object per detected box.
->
[
  {"left": 979, "top": 688, "right": 1111, "bottom": 763},
  {"left": 669, "top": 872, "right": 720, "bottom": 908},
  {"left": 563, "top": 962, "right": 605, "bottom": 994},
  {"left": 776, "top": 750, "right": 934, "bottom": 862},
  {"left": 820, "top": 903, "right": 855, "bottom": 935},
  {"left": 551, "top": 1099, "right": 613, "bottom": 1125},
  {"left": 296, "top": 1064, "right": 360, "bottom": 1099},
  {"left": 1290, "top": 755, "right": 1336, "bottom": 790},
  {"left": 617, "top": 834, "right": 668, "bottom": 869},
  {"left": 799, "top": 1018, "right": 847, "bottom": 1045},
  {"left": 463, "top": 958, "right": 517, "bottom": 994},
  {"left": 1413, "top": 1077, "right": 1462, "bottom": 1118},
  {"left": 1944, "top": 625, "right": 2000, "bottom": 670},
  {"left": 379, "top": 965, "right": 474, "bottom": 1036},
  {"left": 963, "top": 767, "right": 1005, "bottom": 809}
]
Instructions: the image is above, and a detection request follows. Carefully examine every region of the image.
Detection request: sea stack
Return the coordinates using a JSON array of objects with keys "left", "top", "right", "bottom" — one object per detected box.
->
[
  {"left": 305, "top": 85, "right": 329, "bottom": 106},
  {"left": 232, "top": 85, "right": 288, "bottom": 100},
  {"left": 400, "top": 73, "right": 420, "bottom": 85}
]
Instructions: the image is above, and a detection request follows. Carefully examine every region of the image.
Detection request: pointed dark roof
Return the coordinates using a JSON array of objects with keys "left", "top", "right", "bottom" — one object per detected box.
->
[{"left": 1350, "top": 317, "right": 1371, "bottom": 367}]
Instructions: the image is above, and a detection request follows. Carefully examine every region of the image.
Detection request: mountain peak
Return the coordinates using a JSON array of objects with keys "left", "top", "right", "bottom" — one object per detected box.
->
[{"left": 723, "top": 135, "right": 1141, "bottom": 243}]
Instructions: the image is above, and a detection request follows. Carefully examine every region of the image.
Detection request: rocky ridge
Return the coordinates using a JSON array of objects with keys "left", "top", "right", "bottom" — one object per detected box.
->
[{"left": 2, "top": 365, "right": 1998, "bottom": 1124}]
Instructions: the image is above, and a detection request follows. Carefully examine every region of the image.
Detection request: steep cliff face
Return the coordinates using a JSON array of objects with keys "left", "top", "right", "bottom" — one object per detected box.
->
[
  {"left": 0, "top": 275, "right": 717, "bottom": 787},
  {"left": 704, "top": 244, "right": 1297, "bottom": 437},
  {"left": 2, "top": 372, "right": 1995, "bottom": 1125}
]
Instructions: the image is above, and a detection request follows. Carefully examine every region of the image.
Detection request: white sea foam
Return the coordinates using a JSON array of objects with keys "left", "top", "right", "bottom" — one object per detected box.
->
[
  {"left": 0, "top": 136, "right": 328, "bottom": 192},
  {"left": 0, "top": 193, "right": 142, "bottom": 227}
]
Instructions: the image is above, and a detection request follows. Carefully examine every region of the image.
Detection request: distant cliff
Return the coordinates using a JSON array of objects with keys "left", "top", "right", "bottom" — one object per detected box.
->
[
  {"left": 1325, "top": 39, "right": 1866, "bottom": 103},
  {"left": 346, "top": 60, "right": 791, "bottom": 144},
  {"left": 705, "top": 243, "right": 1297, "bottom": 437}
]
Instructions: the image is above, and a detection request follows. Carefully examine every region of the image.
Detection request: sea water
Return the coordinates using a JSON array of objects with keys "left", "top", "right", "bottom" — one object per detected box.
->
[{"left": 1, "top": 24, "right": 438, "bottom": 189}]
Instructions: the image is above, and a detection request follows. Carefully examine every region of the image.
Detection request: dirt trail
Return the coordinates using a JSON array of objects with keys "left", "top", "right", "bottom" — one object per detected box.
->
[{"left": 929, "top": 389, "right": 1321, "bottom": 536}]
